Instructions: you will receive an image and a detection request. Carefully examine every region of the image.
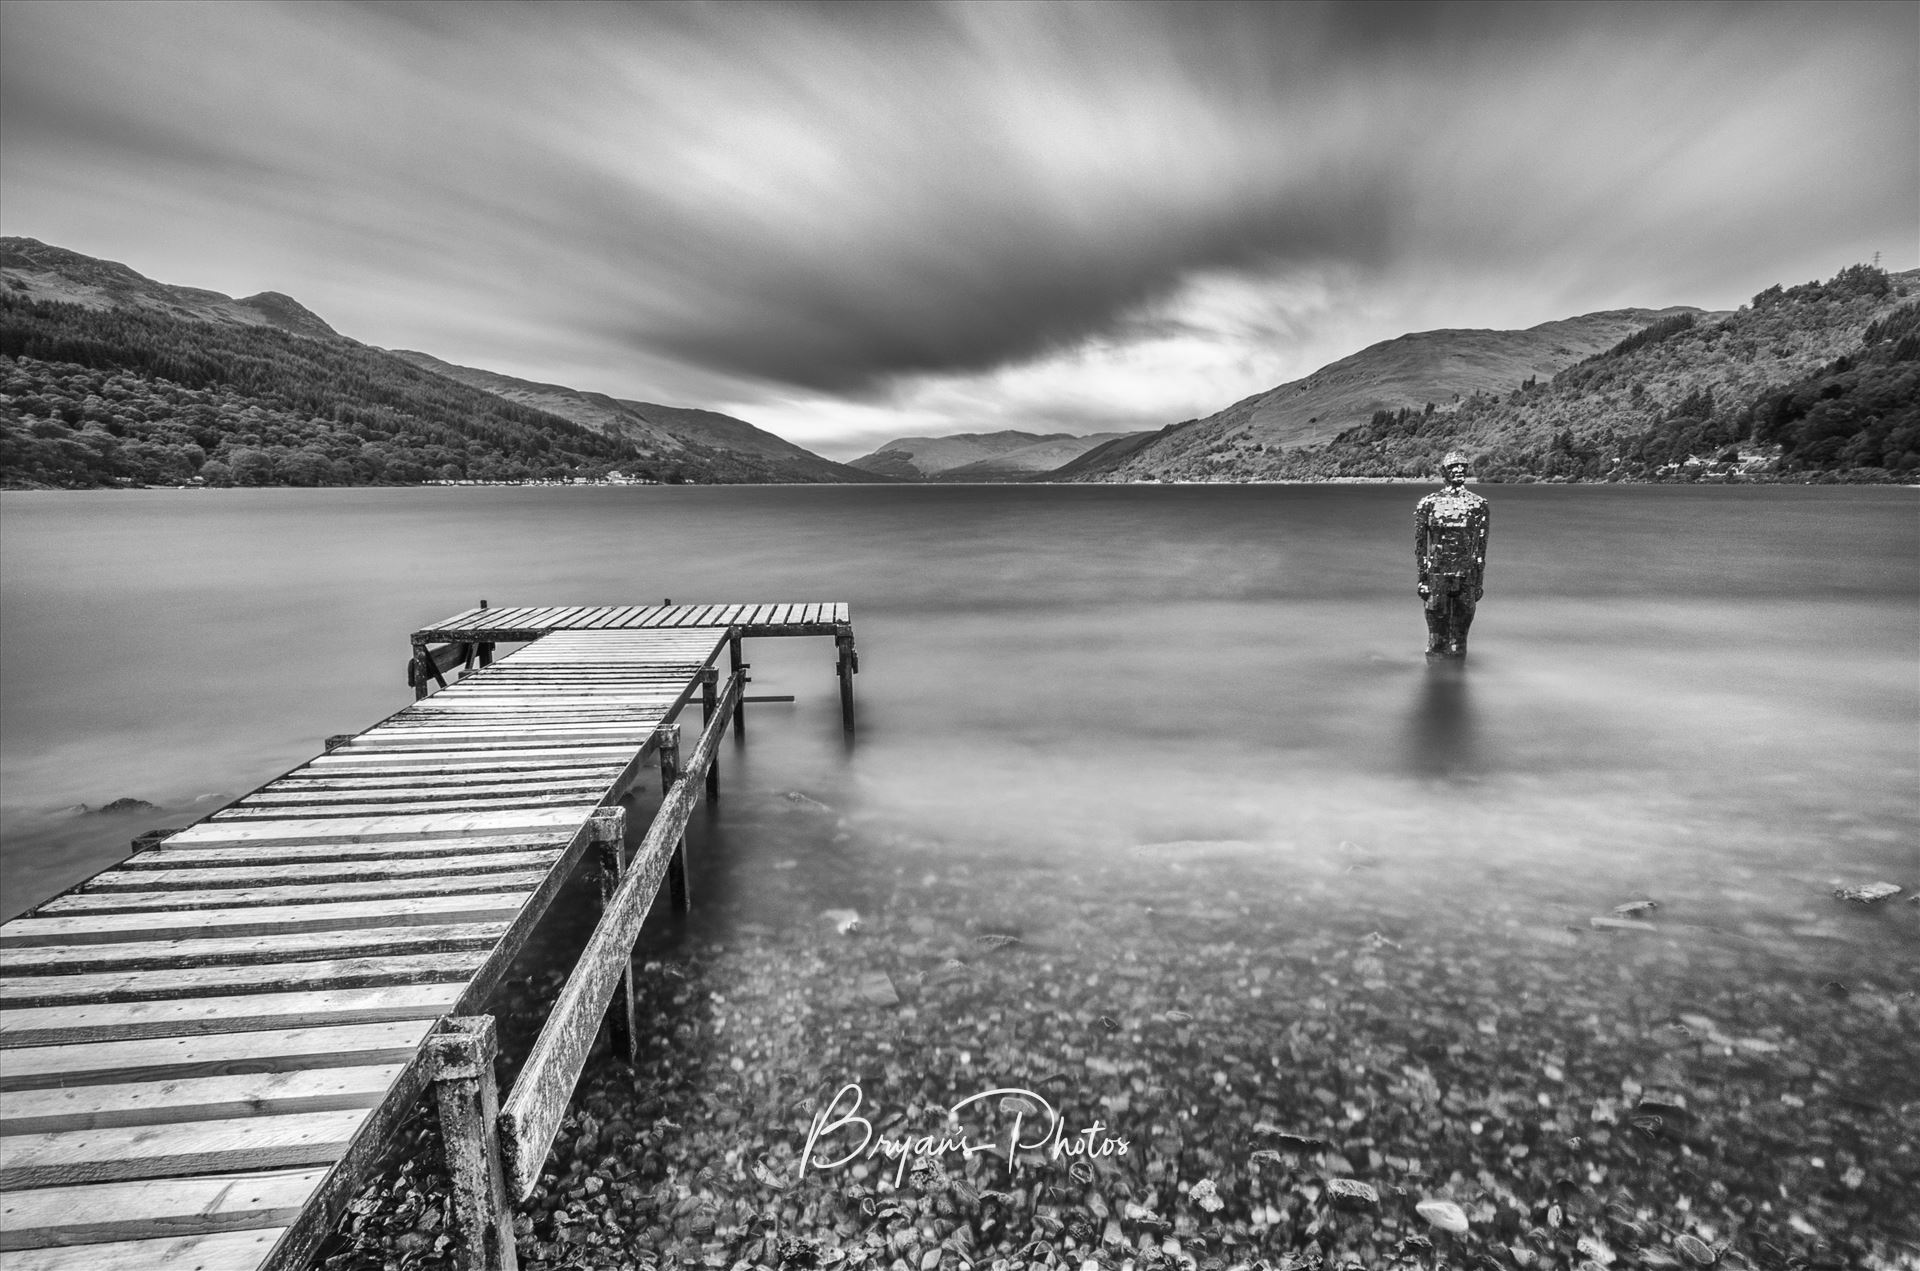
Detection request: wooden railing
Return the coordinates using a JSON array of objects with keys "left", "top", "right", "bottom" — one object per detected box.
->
[{"left": 425, "top": 667, "right": 742, "bottom": 1270}]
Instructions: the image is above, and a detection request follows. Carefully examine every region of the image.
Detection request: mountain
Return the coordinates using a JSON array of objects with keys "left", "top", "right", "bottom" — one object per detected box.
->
[
  {"left": 391, "top": 351, "right": 884, "bottom": 484},
  {"left": 0, "top": 238, "right": 876, "bottom": 488},
  {"left": 936, "top": 432, "right": 1143, "bottom": 481},
  {"left": 848, "top": 429, "right": 1133, "bottom": 480},
  {"left": 1062, "top": 308, "right": 1703, "bottom": 482},
  {"left": 0, "top": 238, "right": 340, "bottom": 340},
  {"left": 1075, "top": 264, "right": 1917, "bottom": 483}
]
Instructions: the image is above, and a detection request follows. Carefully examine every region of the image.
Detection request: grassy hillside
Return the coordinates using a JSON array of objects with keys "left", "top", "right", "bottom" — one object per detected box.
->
[
  {"left": 1064, "top": 309, "right": 1692, "bottom": 485},
  {"left": 1068, "top": 266, "right": 1915, "bottom": 483},
  {"left": 1268, "top": 265, "right": 1919, "bottom": 482}
]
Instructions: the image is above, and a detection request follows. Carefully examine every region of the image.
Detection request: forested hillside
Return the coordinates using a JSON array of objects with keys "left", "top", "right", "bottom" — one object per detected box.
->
[
  {"left": 0, "top": 292, "right": 642, "bottom": 487},
  {"left": 1258, "top": 265, "right": 1917, "bottom": 482},
  {"left": 0, "top": 238, "right": 880, "bottom": 488}
]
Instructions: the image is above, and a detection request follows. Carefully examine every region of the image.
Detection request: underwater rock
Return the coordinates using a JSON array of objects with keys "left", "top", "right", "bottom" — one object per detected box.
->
[{"left": 1831, "top": 881, "right": 1901, "bottom": 904}]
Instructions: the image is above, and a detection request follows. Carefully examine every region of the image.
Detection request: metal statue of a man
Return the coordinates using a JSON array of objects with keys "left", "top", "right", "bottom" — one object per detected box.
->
[{"left": 1414, "top": 451, "right": 1489, "bottom": 658}]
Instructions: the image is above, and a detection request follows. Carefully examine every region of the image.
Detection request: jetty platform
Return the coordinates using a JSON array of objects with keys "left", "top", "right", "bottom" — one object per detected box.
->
[{"left": 0, "top": 604, "right": 854, "bottom": 1270}]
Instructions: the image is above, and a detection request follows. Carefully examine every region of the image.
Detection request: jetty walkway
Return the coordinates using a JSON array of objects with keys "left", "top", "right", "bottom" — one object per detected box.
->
[{"left": 0, "top": 604, "right": 854, "bottom": 1270}]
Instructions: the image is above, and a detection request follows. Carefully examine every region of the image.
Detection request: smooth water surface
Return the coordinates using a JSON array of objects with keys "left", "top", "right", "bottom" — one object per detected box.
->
[{"left": 4, "top": 484, "right": 1913, "bottom": 919}]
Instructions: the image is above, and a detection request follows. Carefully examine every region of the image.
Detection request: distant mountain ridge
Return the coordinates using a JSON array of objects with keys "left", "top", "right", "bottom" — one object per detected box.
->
[
  {"left": 849, "top": 429, "right": 1139, "bottom": 480},
  {"left": 391, "top": 351, "right": 883, "bottom": 484},
  {"left": 0, "top": 237, "right": 878, "bottom": 487}
]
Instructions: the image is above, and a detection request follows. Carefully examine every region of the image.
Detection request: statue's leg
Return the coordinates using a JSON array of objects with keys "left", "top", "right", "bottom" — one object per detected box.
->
[
  {"left": 1422, "top": 593, "right": 1447, "bottom": 653},
  {"left": 1449, "top": 591, "right": 1477, "bottom": 655}
]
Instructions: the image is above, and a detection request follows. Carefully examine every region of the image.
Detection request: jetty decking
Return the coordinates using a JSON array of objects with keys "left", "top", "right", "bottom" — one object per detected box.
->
[
  {"left": 0, "top": 607, "right": 851, "bottom": 1270},
  {"left": 408, "top": 602, "right": 858, "bottom": 728}
]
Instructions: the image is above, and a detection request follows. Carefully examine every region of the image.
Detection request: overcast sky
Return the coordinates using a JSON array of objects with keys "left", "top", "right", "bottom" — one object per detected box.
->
[{"left": 2, "top": 1, "right": 1913, "bottom": 458}]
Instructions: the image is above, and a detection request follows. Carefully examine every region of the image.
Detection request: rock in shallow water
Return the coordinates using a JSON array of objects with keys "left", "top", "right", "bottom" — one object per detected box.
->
[
  {"left": 1832, "top": 881, "right": 1902, "bottom": 904},
  {"left": 1324, "top": 1178, "right": 1378, "bottom": 1207},
  {"left": 1415, "top": 1198, "right": 1469, "bottom": 1232}
]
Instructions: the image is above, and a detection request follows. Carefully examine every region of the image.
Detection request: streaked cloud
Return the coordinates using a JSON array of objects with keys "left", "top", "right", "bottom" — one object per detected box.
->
[{"left": 1, "top": 1, "right": 1912, "bottom": 456}]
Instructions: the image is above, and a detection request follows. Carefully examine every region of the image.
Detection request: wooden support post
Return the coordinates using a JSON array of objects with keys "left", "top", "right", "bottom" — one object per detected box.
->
[
  {"left": 477, "top": 599, "right": 493, "bottom": 667},
  {"left": 729, "top": 631, "right": 747, "bottom": 737},
  {"left": 429, "top": 1016, "right": 517, "bottom": 1271},
  {"left": 410, "top": 641, "right": 431, "bottom": 700},
  {"left": 589, "top": 807, "right": 637, "bottom": 1065},
  {"left": 835, "top": 626, "right": 858, "bottom": 733},
  {"left": 701, "top": 667, "right": 720, "bottom": 801},
  {"left": 657, "top": 724, "right": 690, "bottom": 913}
]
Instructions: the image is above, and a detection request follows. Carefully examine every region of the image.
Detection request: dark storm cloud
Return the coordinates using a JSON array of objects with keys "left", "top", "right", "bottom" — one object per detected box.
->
[{"left": 1, "top": 0, "right": 1914, "bottom": 439}]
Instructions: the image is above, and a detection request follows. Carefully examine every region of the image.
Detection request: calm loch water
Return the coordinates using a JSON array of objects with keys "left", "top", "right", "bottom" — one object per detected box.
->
[{"left": 1, "top": 484, "right": 1915, "bottom": 1263}]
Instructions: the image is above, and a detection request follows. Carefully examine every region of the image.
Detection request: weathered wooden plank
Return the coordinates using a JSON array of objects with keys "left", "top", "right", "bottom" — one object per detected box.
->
[
  {"left": 342, "top": 732, "right": 654, "bottom": 752},
  {"left": 1, "top": 1226, "right": 291, "bottom": 1270},
  {"left": 0, "top": 1064, "right": 405, "bottom": 1136},
  {"left": 0, "top": 1108, "right": 366, "bottom": 1187},
  {"left": 138, "top": 837, "right": 568, "bottom": 868},
  {"left": 403, "top": 694, "right": 683, "bottom": 707},
  {"left": 0, "top": 1170, "right": 321, "bottom": 1253},
  {"left": 509, "top": 606, "right": 565, "bottom": 629},
  {"left": 237, "top": 779, "right": 607, "bottom": 803},
  {"left": 272, "top": 769, "right": 614, "bottom": 791},
  {"left": 0, "top": 921, "right": 510, "bottom": 974},
  {"left": 394, "top": 700, "right": 674, "bottom": 712},
  {"left": 304, "top": 748, "right": 634, "bottom": 772},
  {"left": 0, "top": 950, "right": 486, "bottom": 1008},
  {"left": 214, "top": 793, "right": 602, "bottom": 819},
  {"left": 47, "top": 874, "right": 551, "bottom": 917},
  {"left": 351, "top": 722, "right": 654, "bottom": 740},
  {"left": 161, "top": 809, "right": 584, "bottom": 847},
  {"left": 0, "top": 1020, "right": 433, "bottom": 1090},
  {"left": 458, "top": 605, "right": 531, "bottom": 629},
  {"left": 0, "top": 985, "right": 456, "bottom": 1049},
  {"left": 86, "top": 852, "right": 559, "bottom": 891},
  {"left": 4, "top": 898, "right": 528, "bottom": 947},
  {"left": 396, "top": 695, "right": 672, "bottom": 708}
]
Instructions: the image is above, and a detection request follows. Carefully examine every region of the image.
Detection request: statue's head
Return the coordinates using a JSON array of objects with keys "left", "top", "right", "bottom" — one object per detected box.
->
[{"left": 1440, "top": 451, "right": 1472, "bottom": 485}]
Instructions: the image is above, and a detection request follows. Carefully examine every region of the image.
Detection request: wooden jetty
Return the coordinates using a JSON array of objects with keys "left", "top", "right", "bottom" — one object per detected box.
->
[
  {"left": 0, "top": 604, "right": 854, "bottom": 1270},
  {"left": 409, "top": 602, "right": 858, "bottom": 730}
]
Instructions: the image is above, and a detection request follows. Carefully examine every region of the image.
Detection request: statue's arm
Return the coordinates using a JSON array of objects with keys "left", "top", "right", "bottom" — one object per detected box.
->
[
  {"left": 1474, "top": 503, "right": 1490, "bottom": 594},
  {"left": 1414, "top": 501, "right": 1431, "bottom": 592}
]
